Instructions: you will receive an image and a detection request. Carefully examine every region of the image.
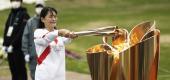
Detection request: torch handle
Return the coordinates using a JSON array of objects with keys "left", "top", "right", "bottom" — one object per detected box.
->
[
  {"left": 74, "top": 26, "right": 118, "bottom": 36},
  {"left": 89, "top": 26, "right": 118, "bottom": 32}
]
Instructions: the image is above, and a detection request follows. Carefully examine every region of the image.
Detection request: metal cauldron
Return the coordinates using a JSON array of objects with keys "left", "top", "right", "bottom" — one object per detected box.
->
[{"left": 86, "top": 21, "right": 160, "bottom": 80}]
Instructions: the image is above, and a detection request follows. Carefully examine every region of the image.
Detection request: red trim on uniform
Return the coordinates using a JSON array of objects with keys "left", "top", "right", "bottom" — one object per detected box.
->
[
  {"left": 54, "top": 37, "right": 58, "bottom": 44},
  {"left": 36, "top": 33, "right": 58, "bottom": 65},
  {"left": 37, "top": 46, "right": 51, "bottom": 65}
]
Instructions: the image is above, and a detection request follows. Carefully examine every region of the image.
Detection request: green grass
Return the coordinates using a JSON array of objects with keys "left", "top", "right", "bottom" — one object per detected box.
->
[
  {"left": 66, "top": 58, "right": 89, "bottom": 74},
  {"left": 158, "top": 43, "right": 170, "bottom": 80},
  {"left": 0, "top": 0, "right": 170, "bottom": 79}
]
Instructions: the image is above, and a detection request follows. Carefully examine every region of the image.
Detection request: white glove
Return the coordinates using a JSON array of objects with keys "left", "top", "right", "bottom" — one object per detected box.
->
[
  {"left": 1, "top": 46, "right": 7, "bottom": 54},
  {"left": 24, "top": 54, "right": 30, "bottom": 62},
  {"left": 7, "top": 45, "right": 13, "bottom": 53}
]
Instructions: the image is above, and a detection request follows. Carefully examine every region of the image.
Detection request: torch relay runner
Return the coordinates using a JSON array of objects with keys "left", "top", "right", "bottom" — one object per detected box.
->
[
  {"left": 34, "top": 6, "right": 121, "bottom": 80},
  {"left": 34, "top": 7, "right": 77, "bottom": 80}
]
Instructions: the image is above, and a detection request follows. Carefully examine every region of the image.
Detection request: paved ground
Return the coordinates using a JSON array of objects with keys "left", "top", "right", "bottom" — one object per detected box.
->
[
  {"left": 0, "top": 70, "right": 91, "bottom": 80},
  {"left": 0, "top": 66, "right": 91, "bottom": 80},
  {"left": 66, "top": 71, "right": 91, "bottom": 80},
  {"left": 0, "top": 72, "right": 91, "bottom": 80}
]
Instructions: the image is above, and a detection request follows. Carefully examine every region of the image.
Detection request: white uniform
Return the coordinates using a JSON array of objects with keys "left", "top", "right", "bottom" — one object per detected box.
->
[{"left": 34, "top": 29, "right": 71, "bottom": 80}]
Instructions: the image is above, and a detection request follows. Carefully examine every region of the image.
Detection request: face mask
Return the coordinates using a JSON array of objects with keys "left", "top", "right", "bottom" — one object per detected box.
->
[
  {"left": 35, "top": 7, "right": 43, "bottom": 15},
  {"left": 11, "top": 1, "right": 21, "bottom": 9}
]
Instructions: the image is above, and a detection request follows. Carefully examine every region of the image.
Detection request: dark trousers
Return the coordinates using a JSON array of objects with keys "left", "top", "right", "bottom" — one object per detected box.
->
[
  {"left": 7, "top": 50, "right": 27, "bottom": 80},
  {"left": 29, "top": 56, "right": 37, "bottom": 80}
]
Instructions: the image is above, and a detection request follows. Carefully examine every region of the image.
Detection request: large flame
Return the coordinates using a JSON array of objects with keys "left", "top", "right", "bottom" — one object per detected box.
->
[
  {"left": 111, "top": 29, "right": 129, "bottom": 59},
  {"left": 87, "top": 44, "right": 111, "bottom": 53},
  {"left": 87, "top": 29, "right": 130, "bottom": 62}
]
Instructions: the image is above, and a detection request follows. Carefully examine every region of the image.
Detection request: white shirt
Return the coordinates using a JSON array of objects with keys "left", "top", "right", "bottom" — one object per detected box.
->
[{"left": 34, "top": 29, "right": 71, "bottom": 80}]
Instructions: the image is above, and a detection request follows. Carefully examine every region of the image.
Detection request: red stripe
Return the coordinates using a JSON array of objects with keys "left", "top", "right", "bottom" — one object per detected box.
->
[
  {"left": 37, "top": 34, "right": 58, "bottom": 65},
  {"left": 54, "top": 37, "right": 58, "bottom": 44},
  {"left": 37, "top": 46, "right": 51, "bottom": 65}
]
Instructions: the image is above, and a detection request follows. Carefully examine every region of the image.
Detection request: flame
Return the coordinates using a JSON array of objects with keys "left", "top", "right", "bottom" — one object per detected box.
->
[
  {"left": 130, "top": 33, "right": 139, "bottom": 45},
  {"left": 111, "top": 29, "right": 129, "bottom": 59},
  {"left": 87, "top": 44, "right": 111, "bottom": 53},
  {"left": 87, "top": 29, "right": 130, "bottom": 63}
]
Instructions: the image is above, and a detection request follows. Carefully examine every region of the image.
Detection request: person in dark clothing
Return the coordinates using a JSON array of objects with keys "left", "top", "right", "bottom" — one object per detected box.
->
[{"left": 2, "top": 0, "right": 30, "bottom": 80}]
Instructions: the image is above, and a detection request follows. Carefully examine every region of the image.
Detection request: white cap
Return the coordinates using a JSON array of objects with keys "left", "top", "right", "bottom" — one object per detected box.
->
[{"left": 36, "top": 0, "right": 45, "bottom": 6}]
